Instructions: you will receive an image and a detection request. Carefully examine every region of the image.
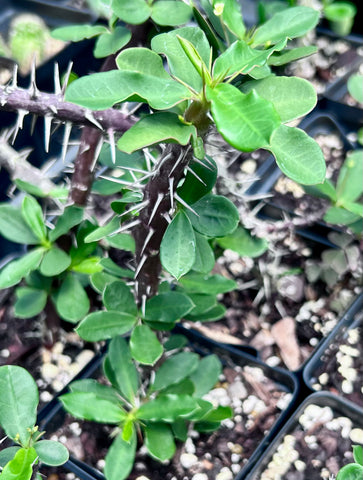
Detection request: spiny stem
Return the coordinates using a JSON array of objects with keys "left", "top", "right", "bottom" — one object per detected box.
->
[
  {"left": 133, "top": 144, "right": 193, "bottom": 303},
  {"left": 0, "top": 85, "right": 135, "bottom": 133}
]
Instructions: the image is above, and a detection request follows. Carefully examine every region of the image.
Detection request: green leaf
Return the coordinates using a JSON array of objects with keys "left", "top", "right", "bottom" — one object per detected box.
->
[
  {"left": 94, "top": 26, "right": 131, "bottom": 58},
  {"left": 336, "top": 150, "right": 363, "bottom": 203},
  {"left": 337, "top": 464, "right": 363, "bottom": 480},
  {"left": 14, "top": 287, "right": 47, "bottom": 318},
  {"left": 218, "top": 0, "right": 246, "bottom": 39},
  {"left": 69, "top": 379, "right": 120, "bottom": 403},
  {"left": 84, "top": 216, "right": 120, "bottom": 243},
  {"left": 179, "top": 272, "right": 237, "bottom": 294},
  {"left": 111, "top": 0, "right": 151, "bottom": 24},
  {"left": 144, "top": 291, "right": 194, "bottom": 323},
  {"left": 163, "top": 378, "right": 195, "bottom": 395},
  {"left": 0, "top": 448, "right": 20, "bottom": 468},
  {"left": 187, "top": 303, "right": 226, "bottom": 322},
  {"left": 324, "top": 206, "right": 361, "bottom": 225},
  {"left": 151, "top": 26, "right": 211, "bottom": 92},
  {"left": 100, "top": 257, "right": 134, "bottom": 279},
  {"left": 303, "top": 179, "right": 337, "bottom": 202},
  {"left": 348, "top": 74, "right": 363, "bottom": 103},
  {"left": 206, "top": 84, "right": 280, "bottom": 151},
  {"left": 51, "top": 24, "right": 108, "bottom": 41},
  {"left": 189, "top": 355, "right": 222, "bottom": 397},
  {"left": 21, "top": 196, "right": 47, "bottom": 244},
  {"left": 34, "top": 441, "right": 69, "bottom": 466},
  {"left": 0, "top": 366, "right": 38, "bottom": 444},
  {"left": 90, "top": 271, "right": 119, "bottom": 293},
  {"left": 268, "top": 125, "right": 326, "bottom": 185},
  {"left": 105, "top": 233, "right": 135, "bottom": 252},
  {"left": 164, "top": 334, "right": 188, "bottom": 351},
  {"left": 104, "top": 432, "right": 136, "bottom": 480},
  {"left": 268, "top": 46, "right": 318, "bottom": 66},
  {"left": 55, "top": 274, "right": 90, "bottom": 323},
  {"left": 217, "top": 226, "right": 268, "bottom": 257},
  {"left": 144, "top": 423, "right": 176, "bottom": 461},
  {"left": 192, "top": 232, "right": 215, "bottom": 273},
  {"left": 71, "top": 257, "right": 102, "bottom": 275},
  {"left": 160, "top": 211, "right": 196, "bottom": 280},
  {"left": 186, "top": 194, "right": 239, "bottom": 237},
  {"left": 103, "top": 280, "right": 137, "bottom": 315},
  {"left": 118, "top": 112, "right": 197, "bottom": 154},
  {"left": 107, "top": 336, "right": 139, "bottom": 403},
  {"left": 0, "top": 248, "right": 45, "bottom": 289},
  {"left": 65, "top": 60, "right": 190, "bottom": 111},
  {"left": 151, "top": 1, "right": 192, "bottom": 26},
  {"left": 177, "top": 156, "right": 218, "bottom": 205},
  {"left": 241, "top": 76, "right": 317, "bottom": 123},
  {"left": 130, "top": 325, "right": 163, "bottom": 365},
  {"left": 0, "top": 204, "right": 40, "bottom": 244},
  {"left": 76, "top": 311, "right": 136, "bottom": 341},
  {"left": 49, "top": 206, "right": 84, "bottom": 242},
  {"left": 137, "top": 394, "right": 198, "bottom": 421},
  {"left": 184, "top": 293, "right": 217, "bottom": 316},
  {"left": 0, "top": 447, "right": 37, "bottom": 480},
  {"left": 150, "top": 352, "right": 199, "bottom": 392},
  {"left": 353, "top": 445, "right": 363, "bottom": 466},
  {"left": 60, "top": 392, "right": 125, "bottom": 423},
  {"left": 339, "top": 201, "right": 363, "bottom": 217},
  {"left": 252, "top": 6, "right": 320, "bottom": 46},
  {"left": 39, "top": 247, "right": 71, "bottom": 277},
  {"left": 213, "top": 39, "right": 286, "bottom": 80}
]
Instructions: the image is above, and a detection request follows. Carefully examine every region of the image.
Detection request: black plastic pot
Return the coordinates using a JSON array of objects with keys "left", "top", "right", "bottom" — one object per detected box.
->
[
  {"left": 246, "top": 391, "right": 363, "bottom": 480},
  {"left": 38, "top": 334, "right": 299, "bottom": 480},
  {"left": 321, "top": 60, "right": 363, "bottom": 135},
  {"left": 246, "top": 112, "right": 357, "bottom": 248},
  {"left": 303, "top": 292, "right": 363, "bottom": 408}
]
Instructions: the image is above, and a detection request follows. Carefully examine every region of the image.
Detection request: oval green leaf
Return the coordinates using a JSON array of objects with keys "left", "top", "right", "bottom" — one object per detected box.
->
[
  {"left": 268, "top": 125, "right": 326, "bottom": 185},
  {"left": 14, "top": 287, "right": 47, "bottom": 318},
  {"left": 144, "top": 291, "right": 195, "bottom": 323},
  {"left": 103, "top": 280, "right": 137, "bottom": 315},
  {"left": 160, "top": 211, "right": 196, "bottom": 280},
  {"left": 130, "top": 325, "right": 163, "bottom": 365},
  {"left": 144, "top": 423, "right": 176, "bottom": 461},
  {"left": 55, "top": 274, "right": 90, "bottom": 323},
  {"left": 34, "top": 440, "right": 69, "bottom": 467},
  {"left": 39, "top": 247, "right": 71, "bottom": 277},
  {"left": 76, "top": 311, "right": 136, "bottom": 341},
  {"left": 0, "top": 248, "right": 45, "bottom": 289}
]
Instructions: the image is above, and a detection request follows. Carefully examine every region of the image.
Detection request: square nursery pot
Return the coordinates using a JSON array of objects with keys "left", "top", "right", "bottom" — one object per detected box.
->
[
  {"left": 303, "top": 292, "right": 363, "bottom": 410},
  {"left": 280, "top": 28, "right": 363, "bottom": 97},
  {"left": 246, "top": 112, "right": 359, "bottom": 247},
  {"left": 245, "top": 391, "right": 363, "bottom": 480},
  {"left": 37, "top": 333, "right": 299, "bottom": 480},
  {"left": 320, "top": 58, "right": 363, "bottom": 135}
]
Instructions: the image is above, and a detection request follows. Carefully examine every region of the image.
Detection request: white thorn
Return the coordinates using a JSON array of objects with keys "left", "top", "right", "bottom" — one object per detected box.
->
[
  {"left": 134, "top": 280, "right": 139, "bottom": 297},
  {"left": 91, "top": 138, "right": 104, "bottom": 172},
  {"left": 11, "top": 64, "right": 18, "bottom": 88},
  {"left": 140, "top": 228, "right": 155, "bottom": 255},
  {"left": 174, "top": 193, "right": 199, "bottom": 217},
  {"left": 169, "top": 177, "right": 174, "bottom": 211},
  {"left": 134, "top": 255, "right": 147, "bottom": 279},
  {"left": 169, "top": 150, "right": 185, "bottom": 176},
  {"left": 148, "top": 193, "right": 164, "bottom": 225},
  {"left": 192, "top": 157, "right": 214, "bottom": 170},
  {"left": 108, "top": 129, "right": 116, "bottom": 165},
  {"left": 114, "top": 219, "right": 141, "bottom": 234},
  {"left": 141, "top": 294, "right": 147, "bottom": 317},
  {"left": 163, "top": 212, "right": 172, "bottom": 224},
  {"left": 30, "top": 114, "right": 38, "bottom": 135},
  {"left": 85, "top": 110, "right": 103, "bottom": 130},
  {"left": 61, "top": 122, "right": 72, "bottom": 163},
  {"left": 119, "top": 200, "right": 149, "bottom": 219},
  {"left": 44, "top": 116, "right": 53, "bottom": 153},
  {"left": 29, "top": 57, "right": 39, "bottom": 98},
  {"left": 61, "top": 62, "right": 73, "bottom": 95},
  {"left": 185, "top": 166, "right": 207, "bottom": 185},
  {"left": 49, "top": 105, "right": 58, "bottom": 115},
  {"left": 12, "top": 109, "right": 28, "bottom": 144},
  {"left": 54, "top": 62, "right": 62, "bottom": 95}
]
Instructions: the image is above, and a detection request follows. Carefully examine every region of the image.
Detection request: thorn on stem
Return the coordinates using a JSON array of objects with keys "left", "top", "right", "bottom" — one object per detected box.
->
[{"left": 174, "top": 193, "right": 200, "bottom": 217}]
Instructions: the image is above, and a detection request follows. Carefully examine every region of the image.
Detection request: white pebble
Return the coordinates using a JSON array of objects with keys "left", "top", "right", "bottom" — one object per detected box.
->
[
  {"left": 185, "top": 437, "right": 196, "bottom": 454},
  {"left": 192, "top": 474, "right": 208, "bottom": 480},
  {"left": 180, "top": 453, "right": 198, "bottom": 469},
  {"left": 216, "top": 467, "right": 233, "bottom": 480},
  {"left": 350, "top": 428, "right": 363, "bottom": 443}
]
